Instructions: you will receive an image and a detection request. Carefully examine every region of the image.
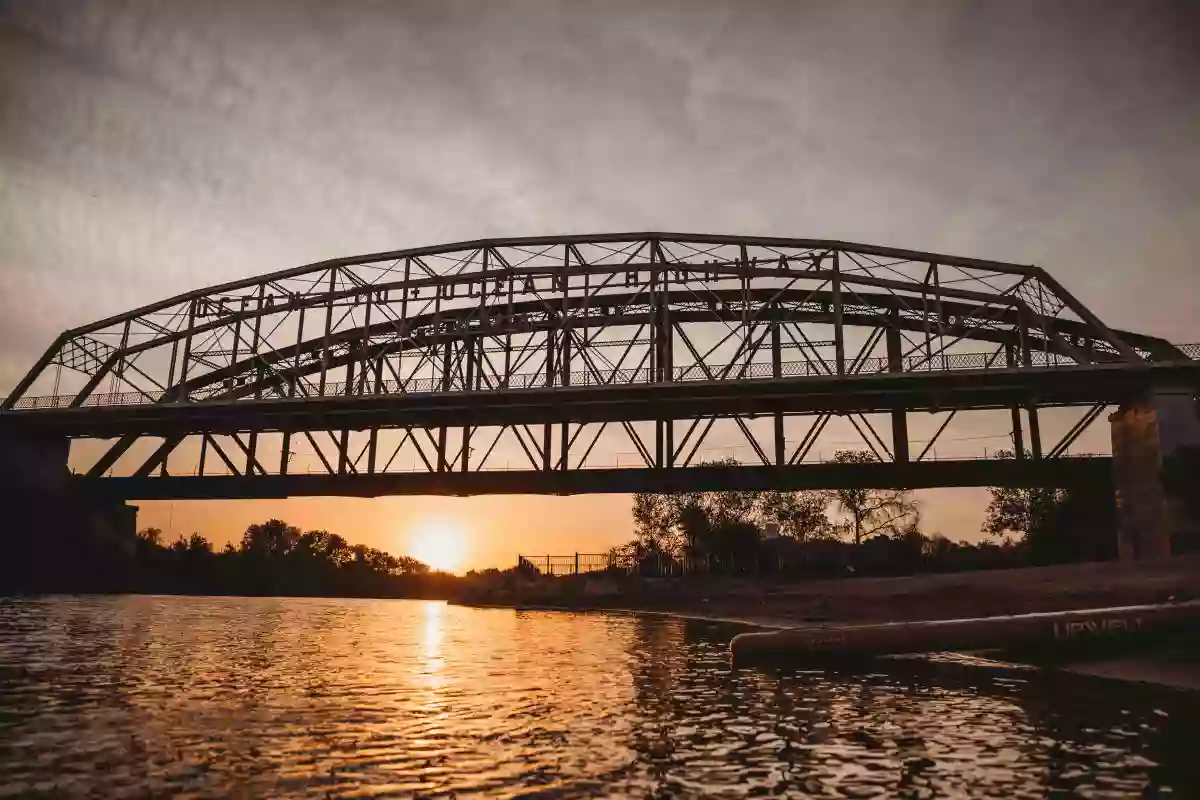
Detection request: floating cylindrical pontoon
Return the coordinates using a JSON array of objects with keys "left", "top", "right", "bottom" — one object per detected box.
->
[{"left": 730, "top": 600, "right": 1200, "bottom": 662}]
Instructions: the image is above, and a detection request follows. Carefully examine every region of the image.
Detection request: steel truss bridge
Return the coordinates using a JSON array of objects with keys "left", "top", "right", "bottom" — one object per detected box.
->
[{"left": 2, "top": 233, "right": 1197, "bottom": 500}]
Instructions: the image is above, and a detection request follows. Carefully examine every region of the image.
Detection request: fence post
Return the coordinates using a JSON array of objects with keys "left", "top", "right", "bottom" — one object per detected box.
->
[{"left": 574, "top": 553, "right": 579, "bottom": 576}]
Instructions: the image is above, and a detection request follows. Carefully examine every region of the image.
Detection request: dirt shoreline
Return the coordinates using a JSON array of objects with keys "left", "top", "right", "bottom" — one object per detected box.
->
[{"left": 457, "top": 555, "right": 1200, "bottom": 626}]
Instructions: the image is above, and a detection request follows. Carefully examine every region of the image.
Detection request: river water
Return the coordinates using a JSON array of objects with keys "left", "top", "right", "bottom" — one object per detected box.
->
[{"left": 0, "top": 596, "right": 1193, "bottom": 798}]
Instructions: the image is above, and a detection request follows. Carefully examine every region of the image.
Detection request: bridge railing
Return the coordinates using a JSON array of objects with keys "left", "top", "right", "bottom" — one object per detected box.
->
[{"left": 5, "top": 345, "right": 1198, "bottom": 412}]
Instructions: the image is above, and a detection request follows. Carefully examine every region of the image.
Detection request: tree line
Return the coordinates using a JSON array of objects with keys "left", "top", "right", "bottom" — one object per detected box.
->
[
  {"left": 131, "top": 519, "right": 460, "bottom": 598},
  {"left": 610, "top": 449, "right": 1123, "bottom": 578}
]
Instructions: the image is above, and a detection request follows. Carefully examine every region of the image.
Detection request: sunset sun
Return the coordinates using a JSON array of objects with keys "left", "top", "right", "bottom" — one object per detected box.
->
[{"left": 409, "top": 521, "right": 467, "bottom": 574}]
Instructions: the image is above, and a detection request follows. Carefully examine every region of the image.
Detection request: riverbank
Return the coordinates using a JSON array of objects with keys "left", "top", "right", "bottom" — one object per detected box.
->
[
  {"left": 455, "top": 554, "right": 1200, "bottom": 625},
  {"left": 455, "top": 556, "right": 1200, "bottom": 689}
]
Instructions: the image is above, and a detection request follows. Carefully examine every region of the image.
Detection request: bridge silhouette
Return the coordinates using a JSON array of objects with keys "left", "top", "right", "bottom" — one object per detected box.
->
[{"left": 1, "top": 234, "right": 1197, "bottom": 554}]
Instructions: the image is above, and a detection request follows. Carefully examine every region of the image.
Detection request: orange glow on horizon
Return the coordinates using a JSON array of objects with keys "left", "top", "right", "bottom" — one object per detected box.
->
[{"left": 408, "top": 520, "right": 468, "bottom": 574}]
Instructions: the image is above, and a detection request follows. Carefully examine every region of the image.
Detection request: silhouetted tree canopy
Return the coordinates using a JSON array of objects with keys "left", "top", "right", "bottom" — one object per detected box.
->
[
  {"left": 1162, "top": 445, "right": 1200, "bottom": 553},
  {"left": 124, "top": 519, "right": 455, "bottom": 598},
  {"left": 981, "top": 449, "right": 1117, "bottom": 564}
]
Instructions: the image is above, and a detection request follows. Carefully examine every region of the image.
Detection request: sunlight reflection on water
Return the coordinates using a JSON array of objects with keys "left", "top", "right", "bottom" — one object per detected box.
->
[{"left": 0, "top": 596, "right": 1193, "bottom": 798}]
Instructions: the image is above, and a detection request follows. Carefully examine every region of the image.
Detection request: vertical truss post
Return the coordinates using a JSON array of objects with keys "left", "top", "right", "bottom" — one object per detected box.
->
[
  {"left": 339, "top": 358, "right": 354, "bottom": 475},
  {"left": 653, "top": 240, "right": 671, "bottom": 469},
  {"left": 1011, "top": 406, "right": 1026, "bottom": 459},
  {"left": 833, "top": 250, "right": 846, "bottom": 377},
  {"left": 648, "top": 240, "right": 658, "bottom": 382},
  {"left": 545, "top": 320, "right": 555, "bottom": 388},
  {"left": 1017, "top": 308, "right": 1030, "bottom": 369},
  {"left": 399, "top": 256, "right": 412, "bottom": 339},
  {"left": 656, "top": 418, "right": 665, "bottom": 470},
  {"left": 367, "top": 427, "right": 378, "bottom": 474},
  {"left": 464, "top": 334, "right": 474, "bottom": 473},
  {"left": 932, "top": 263, "right": 945, "bottom": 364},
  {"left": 1020, "top": 327, "right": 1041, "bottom": 458},
  {"left": 319, "top": 268, "right": 336, "bottom": 395},
  {"left": 251, "top": 286, "right": 265, "bottom": 397},
  {"left": 438, "top": 426, "right": 449, "bottom": 473},
  {"left": 360, "top": 289, "right": 374, "bottom": 394},
  {"left": 178, "top": 300, "right": 197, "bottom": 400},
  {"left": 544, "top": 307, "right": 555, "bottom": 471},
  {"left": 662, "top": 291, "right": 674, "bottom": 468},
  {"left": 560, "top": 325, "right": 571, "bottom": 472},
  {"left": 559, "top": 422, "right": 569, "bottom": 472},
  {"left": 739, "top": 244, "right": 751, "bottom": 376},
  {"left": 664, "top": 421, "right": 673, "bottom": 469},
  {"left": 198, "top": 434, "right": 208, "bottom": 476},
  {"left": 503, "top": 252, "right": 513, "bottom": 389},
  {"left": 921, "top": 262, "right": 934, "bottom": 360},
  {"left": 439, "top": 338, "right": 451, "bottom": 472},
  {"left": 462, "top": 424, "right": 471, "bottom": 473},
  {"left": 772, "top": 304, "right": 784, "bottom": 466},
  {"left": 1006, "top": 343, "right": 1025, "bottom": 458},
  {"left": 280, "top": 431, "right": 291, "bottom": 475},
  {"left": 561, "top": 326, "right": 572, "bottom": 388},
  {"left": 886, "top": 312, "right": 910, "bottom": 464},
  {"left": 290, "top": 305, "right": 306, "bottom": 398}
]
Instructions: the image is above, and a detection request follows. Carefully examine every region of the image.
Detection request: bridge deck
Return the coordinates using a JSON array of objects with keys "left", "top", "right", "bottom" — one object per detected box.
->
[
  {"left": 87, "top": 457, "right": 1111, "bottom": 500},
  {"left": 5, "top": 361, "right": 1197, "bottom": 439}
]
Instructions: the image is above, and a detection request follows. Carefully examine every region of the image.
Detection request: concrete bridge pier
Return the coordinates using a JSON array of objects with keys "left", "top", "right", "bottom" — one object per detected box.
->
[
  {"left": 0, "top": 427, "right": 138, "bottom": 592},
  {"left": 1111, "top": 389, "right": 1200, "bottom": 559}
]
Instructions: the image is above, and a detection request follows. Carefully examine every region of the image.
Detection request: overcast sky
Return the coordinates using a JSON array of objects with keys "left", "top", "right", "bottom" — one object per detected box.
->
[{"left": 2, "top": 0, "right": 1197, "bottom": 567}]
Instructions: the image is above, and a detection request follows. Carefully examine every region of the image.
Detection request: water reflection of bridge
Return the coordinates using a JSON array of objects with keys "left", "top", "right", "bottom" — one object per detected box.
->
[{"left": 1, "top": 234, "right": 1197, "bottom": 555}]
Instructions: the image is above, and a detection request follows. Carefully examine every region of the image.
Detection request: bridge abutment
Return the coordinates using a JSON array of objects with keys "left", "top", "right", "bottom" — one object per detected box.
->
[
  {"left": 0, "top": 427, "right": 139, "bottom": 592},
  {"left": 1110, "top": 389, "right": 1200, "bottom": 559}
]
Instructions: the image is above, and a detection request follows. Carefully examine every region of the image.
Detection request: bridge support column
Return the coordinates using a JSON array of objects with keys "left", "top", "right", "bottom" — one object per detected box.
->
[
  {"left": 0, "top": 426, "right": 138, "bottom": 592},
  {"left": 1110, "top": 389, "right": 1200, "bottom": 559}
]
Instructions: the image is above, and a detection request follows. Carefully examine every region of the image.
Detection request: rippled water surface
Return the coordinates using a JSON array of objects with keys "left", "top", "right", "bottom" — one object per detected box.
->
[{"left": 0, "top": 596, "right": 1195, "bottom": 798}]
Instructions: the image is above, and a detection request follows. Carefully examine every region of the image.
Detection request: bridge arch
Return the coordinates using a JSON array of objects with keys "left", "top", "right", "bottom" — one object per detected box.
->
[{"left": 3, "top": 233, "right": 1185, "bottom": 412}]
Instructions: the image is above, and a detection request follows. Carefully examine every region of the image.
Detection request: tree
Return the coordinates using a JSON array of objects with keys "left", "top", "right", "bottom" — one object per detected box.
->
[
  {"left": 626, "top": 459, "right": 839, "bottom": 574},
  {"left": 292, "top": 530, "right": 352, "bottom": 569},
  {"left": 170, "top": 533, "right": 213, "bottom": 556},
  {"left": 1163, "top": 445, "right": 1200, "bottom": 552},
  {"left": 758, "top": 490, "right": 834, "bottom": 541},
  {"left": 241, "top": 519, "right": 300, "bottom": 559},
  {"left": 830, "top": 450, "right": 920, "bottom": 545},
  {"left": 981, "top": 485, "right": 1066, "bottom": 540},
  {"left": 629, "top": 458, "right": 763, "bottom": 570},
  {"left": 137, "top": 527, "right": 163, "bottom": 546},
  {"left": 979, "top": 449, "right": 1099, "bottom": 564},
  {"left": 632, "top": 492, "right": 679, "bottom": 554}
]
